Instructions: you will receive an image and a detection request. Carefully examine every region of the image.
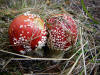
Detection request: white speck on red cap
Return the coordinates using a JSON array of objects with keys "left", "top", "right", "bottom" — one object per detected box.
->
[
  {"left": 20, "top": 25, "right": 23, "bottom": 28},
  {"left": 14, "top": 42, "right": 16, "bottom": 45},
  {"left": 27, "top": 32, "right": 29, "bottom": 34},
  {"left": 20, "top": 34, "right": 22, "bottom": 36},
  {"left": 22, "top": 31, "right": 24, "bottom": 33}
]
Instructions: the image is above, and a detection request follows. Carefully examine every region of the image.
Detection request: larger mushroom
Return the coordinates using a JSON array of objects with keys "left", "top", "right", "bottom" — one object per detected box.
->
[
  {"left": 46, "top": 14, "right": 77, "bottom": 51},
  {"left": 8, "top": 12, "right": 47, "bottom": 54}
]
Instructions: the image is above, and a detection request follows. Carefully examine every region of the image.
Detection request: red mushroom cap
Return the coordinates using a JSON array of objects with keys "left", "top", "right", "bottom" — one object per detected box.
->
[
  {"left": 8, "top": 12, "right": 47, "bottom": 54},
  {"left": 46, "top": 14, "right": 77, "bottom": 50}
]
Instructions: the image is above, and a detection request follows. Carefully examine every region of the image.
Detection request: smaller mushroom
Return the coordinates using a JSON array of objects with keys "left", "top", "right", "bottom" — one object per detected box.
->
[
  {"left": 46, "top": 14, "right": 77, "bottom": 51},
  {"left": 46, "top": 14, "right": 77, "bottom": 58}
]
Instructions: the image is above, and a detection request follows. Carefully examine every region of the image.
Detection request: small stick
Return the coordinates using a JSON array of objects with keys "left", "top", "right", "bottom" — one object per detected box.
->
[
  {"left": 0, "top": 41, "right": 88, "bottom": 61},
  {"left": 1, "top": 58, "right": 13, "bottom": 71},
  {"left": 67, "top": 53, "right": 82, "bottom": 75},
  {"left": 80, "top": 27, "right": 87, "bottom": 75}
]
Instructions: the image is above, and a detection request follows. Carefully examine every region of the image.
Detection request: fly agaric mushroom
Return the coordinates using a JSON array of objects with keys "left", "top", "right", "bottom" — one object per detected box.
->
[
  {"left": 46, "top": 14, "right": 77, "bottom": 51},
  {"left": 8, "top": 12, "right": 47, "bottom": 54}
]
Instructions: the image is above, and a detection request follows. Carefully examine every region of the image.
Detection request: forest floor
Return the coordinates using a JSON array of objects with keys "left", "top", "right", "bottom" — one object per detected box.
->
[{"left": 0, "top": 0, "right": 100, "bottom": 75}]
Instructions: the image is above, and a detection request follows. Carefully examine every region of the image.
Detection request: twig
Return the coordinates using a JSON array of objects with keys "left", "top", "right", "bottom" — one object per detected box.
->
[
  {"left": 89, "top": 36, "right": 97, "bottom": 74},
  {"left": 0, "top": 49, "right": 68, "bottom": 61},
  {"left": 60, "top": 41, "right": 88, "bottom": 75},
  {"left": 68, "top": 41, "right": 88, "bottom": 60},
  {"left": 80, "top": 27, "right": 87, "bottom": 75},
  {"left": 60, "top": 61, "right": 70, "bottom": 75},
  {"left": 24, "top": 73, "right": 58, "bottom": 75},
  {"left": 67, "top": 53, "right": 82, "bottom": 75},
  {"left": 1, "top": 58, "right": 13, "bottom": 71},
  {"left": 42, "top": 64, "right": 60, "bottom": 73},
  {"left": 0, "top": 41, "right": 88, "bottom": 61}
]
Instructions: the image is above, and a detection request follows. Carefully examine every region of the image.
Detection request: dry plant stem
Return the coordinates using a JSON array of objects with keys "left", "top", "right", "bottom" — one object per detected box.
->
[
  {"left": 80, "top": 49, "right": 100, "bottom": 75},
  {"left": 60, "top": 61, "right": 70, "bottom": 75},
  {"left": 0, "top": 49, "right": 68, "bottom": 61},
  {"left": 87, "top": 43, "right": 94, "bottom": 59},
  {"left": 0, "top": 41, "right": 88, "bottom": 61},
  {"left": 60, "top": 41, "right": 88, "bottom": 75},
  {"left": 29, "top": 73, "right": 58, "bottom": 75},
  {"left": 75, "top": 19, "right": 93, "bottom": 32},
  {"left": 68, "top": 41, "right": 88, "bottom": 60},
  {"left": 89, "top": 36, "right": 97, "bottom": 74},
  {"left": 71, "top": 0, "right": 82, "bottom": 12},
  {"left": 78, "top": 60, "right": 92, "bottom": 75},
  {"left": 34, "top": 0, "right": 37, "bottom": 8},
  {"left": 67, "top": 53, "right": 82, "bottom": 75},
  {"left": 1, "top": 58, "right": 13, "bottom": 71},
  {"left": 87, "top": 33, "right": 95, "bottom": 58},
  {"left": 43, "top": 64, "right": 60, "bottom": 73},
  {"left": 80, "top": 27, "right": 87, "bottom": 75},
  {"left": 17, "top": 61, "right": 24, "bottom": 75},
  {"left": 84, "top": 46, "right": 100, "bottom": 61},
  {"left": 0, "top": 8, "right": 40, "bottom": 15}
]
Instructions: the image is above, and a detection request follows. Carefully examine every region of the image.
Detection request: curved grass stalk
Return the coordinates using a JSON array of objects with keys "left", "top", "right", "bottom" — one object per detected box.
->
[{"left": 81, "top": 0, "right": 99, "bottom": 24}]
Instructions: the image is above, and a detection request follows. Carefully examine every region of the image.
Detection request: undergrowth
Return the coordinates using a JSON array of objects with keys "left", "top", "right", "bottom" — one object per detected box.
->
[{"left": 0, "top": 0, "right": 100, "bottom": 75}]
